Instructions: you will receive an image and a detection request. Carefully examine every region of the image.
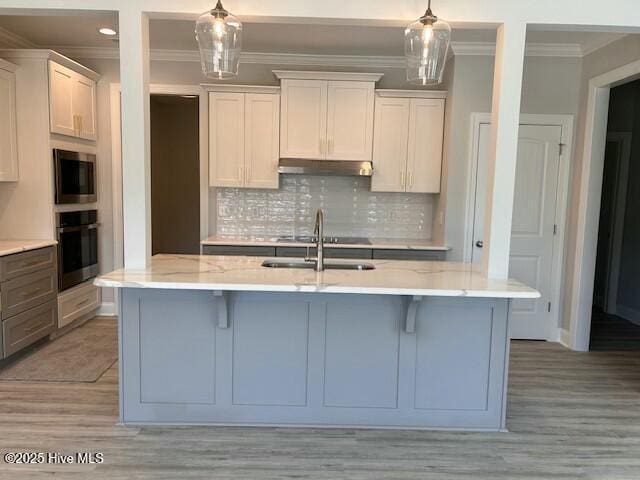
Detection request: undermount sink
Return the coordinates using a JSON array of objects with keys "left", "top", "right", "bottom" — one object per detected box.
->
[{"left": 261, "top": 260, "right": 376, "bottom": 271}]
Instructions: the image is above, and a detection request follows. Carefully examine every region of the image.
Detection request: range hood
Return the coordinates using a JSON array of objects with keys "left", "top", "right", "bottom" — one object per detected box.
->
[{"left": 278, "top": 159, "right": 373, "bottom": 177}]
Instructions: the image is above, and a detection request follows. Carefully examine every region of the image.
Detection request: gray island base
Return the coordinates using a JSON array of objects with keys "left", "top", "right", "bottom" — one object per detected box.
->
[{"left": 97, "top": 255, "right": 540, "bottom": 431}]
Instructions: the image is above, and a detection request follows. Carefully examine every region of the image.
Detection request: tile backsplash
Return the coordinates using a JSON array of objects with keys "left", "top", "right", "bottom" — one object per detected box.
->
[{"left": 215, "top": 175, "right": 435, "bottom": 239}]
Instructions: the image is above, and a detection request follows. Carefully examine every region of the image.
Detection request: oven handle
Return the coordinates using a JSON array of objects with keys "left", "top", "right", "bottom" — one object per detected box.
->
[{"left": 57, "top": 223, "right": 100, "bottom": 233}]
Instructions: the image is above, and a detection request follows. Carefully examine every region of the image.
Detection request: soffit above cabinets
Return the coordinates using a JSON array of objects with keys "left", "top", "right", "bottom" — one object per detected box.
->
[{"left": 273, "top": 70, "right": 384, "bottom": 82}]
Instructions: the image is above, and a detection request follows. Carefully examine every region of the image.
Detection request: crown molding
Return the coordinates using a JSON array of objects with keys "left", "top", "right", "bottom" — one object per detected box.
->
[
  {"left": 376, "top": 89, "right": 448, "bottom": 99},
  {"left": 0, "top": 48, "right": 101, "bottom": 80},
  {"left": 581, "top": 34, "right": 627, "bottom": 57},
  {"left": 53, "top": 41, "right": 586, "bottom": 69},
  {"left": 451, "top": 41, "right": 583, "bottom": 57},
  {"left": 273, "top": 70, "right": 384, "bottom": 81},
  {"left": 201, "top": 84, "right": 280, "bottom": 94},
  {"left": 0, "top": 26, "right": 37, "bottom": 49},
  {"left": 525, "top": 43, "right": 583, "bottom": 58}
]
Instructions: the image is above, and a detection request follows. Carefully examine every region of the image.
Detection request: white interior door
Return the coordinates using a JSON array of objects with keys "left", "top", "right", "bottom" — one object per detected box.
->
[{"left": 471, "top": 123, "right": 562, "bottom": 339}]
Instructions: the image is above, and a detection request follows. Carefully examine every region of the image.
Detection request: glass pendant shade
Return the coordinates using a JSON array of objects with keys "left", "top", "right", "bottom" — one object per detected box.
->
[
  {"left": 404, "top": 2, "right": 451, "bottom": 86},
  {"left": 195, "top": 1, "right": 242, "bottom": 79}
]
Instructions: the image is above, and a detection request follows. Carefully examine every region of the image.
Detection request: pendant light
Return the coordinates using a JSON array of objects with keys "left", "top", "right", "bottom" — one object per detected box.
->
[
  {"left": 404, "top": 0, "right": 451, "bottom": 85},
  {"left": 195, "top": 1, "right": 243, "bottom": 79}
]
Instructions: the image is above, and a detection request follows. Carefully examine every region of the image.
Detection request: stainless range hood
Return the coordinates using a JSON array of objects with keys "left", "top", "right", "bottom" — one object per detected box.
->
[{"left": 278, "top": 159, "right": 373, "bottom": 177}]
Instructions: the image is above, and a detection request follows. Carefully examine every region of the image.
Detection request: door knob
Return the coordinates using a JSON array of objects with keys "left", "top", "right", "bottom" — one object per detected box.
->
[{"left": 475, "top": 240, "right": 484, "bottom": 248}]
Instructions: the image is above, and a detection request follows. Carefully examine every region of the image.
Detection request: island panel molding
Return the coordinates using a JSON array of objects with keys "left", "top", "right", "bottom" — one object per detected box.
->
[{"left": 118, "top": 289, "right": 510, "bottom": 430}]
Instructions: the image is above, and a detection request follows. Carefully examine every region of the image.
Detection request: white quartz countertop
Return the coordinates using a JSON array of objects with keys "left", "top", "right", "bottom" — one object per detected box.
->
[
  {"left": 201, "top": 235, "right": 449, "bottom": 251},
  {"left": 0, "top": 239, "right": 57, "bottom": 257},
  {"left": 95, "top": 254, "right": 540, "bottom": 299}
]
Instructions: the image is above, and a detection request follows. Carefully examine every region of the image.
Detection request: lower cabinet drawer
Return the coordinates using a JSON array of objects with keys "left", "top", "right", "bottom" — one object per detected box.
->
[
  {"left": 2, "top": 301, "right": 57, "bottom": 358},
  {"left": 276, "top": 247, "right": 372, "bottom": 259},
  {"left": 0, "top": 268, "right": 57, "bottom": 320},
  {"left": 57, "top": 282, "right": 101, "bottom": 329},
  {"left": 372, "top": 249, "right": 447, "bottom": 261},
  {"left": 202, "top": 245, "right": 276, "bottom": 257},
  {"left": 0, "top": 247, "right": 56, "bottom": 282}
]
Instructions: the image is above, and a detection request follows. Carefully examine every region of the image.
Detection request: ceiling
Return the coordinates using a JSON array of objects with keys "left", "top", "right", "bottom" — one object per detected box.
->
[{"left": 0, "top": 13, "right": 628, "bottom": 57}]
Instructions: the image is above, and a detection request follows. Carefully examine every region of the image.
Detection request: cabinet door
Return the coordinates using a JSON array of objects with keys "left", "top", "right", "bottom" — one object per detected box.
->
[
  {"left": 280, "top": 79, "right": 327, "bottom": 159},
  {"left": 0, "top": 68, "right": 18, "bottom": 182},
  {"left": 73, "top": 73, "right": 97, "bottom": 141},
  {"left": 48, "top": 61, "right": 76, "bottom": 137},
  {"left": 209, "top": 92, "right": 245, "bottom": 187},
  {"left": 371, "top": 96, "right": 409, "bottom": 192},
  {"left": 406, "top": 99, "right": 445, "bottom": 193},
  {"left": 325, "top": 81, "right": 374, "bottom": 161},
  {"left": 244, "top": 93, "right": 279, "bottom": 189}
]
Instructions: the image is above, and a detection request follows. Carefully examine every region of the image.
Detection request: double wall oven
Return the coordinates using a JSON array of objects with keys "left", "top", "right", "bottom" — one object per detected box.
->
[{"left": 53, "top": 149, "right": 100, "bottom": 292}]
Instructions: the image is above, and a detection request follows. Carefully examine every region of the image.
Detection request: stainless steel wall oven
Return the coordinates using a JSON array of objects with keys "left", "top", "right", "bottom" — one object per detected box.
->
[{"left": 56, "top": 210, "right": 99, "bottom": 291}]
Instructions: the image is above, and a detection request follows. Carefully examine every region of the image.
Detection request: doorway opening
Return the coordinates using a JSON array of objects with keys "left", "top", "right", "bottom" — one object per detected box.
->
[
  {"left": 150, "top": 94, "right": 200, "bottom": 255},
  {"left": 589, "top": 80, "right": 640, "bottom": 351}
]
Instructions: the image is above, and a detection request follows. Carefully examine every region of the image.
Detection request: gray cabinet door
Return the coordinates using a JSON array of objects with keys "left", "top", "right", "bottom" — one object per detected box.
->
[
  {"left": 120, "top": 289, "right": 222, "bottom": 422},
  {"left": 398, "top": 297, "right": 509, "bottom": 429}
]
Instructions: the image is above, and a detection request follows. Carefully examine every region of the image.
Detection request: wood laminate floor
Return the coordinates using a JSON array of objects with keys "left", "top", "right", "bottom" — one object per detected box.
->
[{"left": 0, "top": 320, "right": 639, "bottom": 479}]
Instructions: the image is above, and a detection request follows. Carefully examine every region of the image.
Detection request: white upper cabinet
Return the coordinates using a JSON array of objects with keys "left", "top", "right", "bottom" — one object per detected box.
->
[
  {"left": 244, "top": 93, "right": 280, "bottom": 189},
  {"left": 209, "top": 91, "right": 245, "bottom": 187},
  {"left": 49, "top": 61, "right": 75, "bottom": 137},
  {"left": 275, "top": 72, "right": 383, "bottom": 161},
  {"left": 371, "top": 97, "right": 410, "bottom": 192},
  {"left": 72, "top": 74, "right": 97, "bottom": 140},
  {"left": 326, "top": 81, "right": 375, "bottom": 161},
  {"left": 48, "top": 61, "right": 97, "bottom": 141},
  {"left": 0, "top": 60, "right": 18, "bottom": 182},
  {"left": 208, "top": 88, "right": 280, "bottom": 189},
  {"left": 371, "top": 91, "right": 446, "bottom": 194},
  {"left": 279, "top": 79, "right": 327, "bottom": 159},
  {"left": 406, "top": 98, "right": 445, "bottom": 193}
]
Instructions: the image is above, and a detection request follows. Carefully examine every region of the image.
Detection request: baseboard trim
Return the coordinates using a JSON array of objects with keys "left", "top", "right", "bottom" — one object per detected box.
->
[
  {"left": 559, "top": 328, "right": 573, "bottom": 349},
  {"left": 616, "top": 304, "right": 640, "bottom": 326},
  {"left": 97, "top": 302, "right": 116, "bottom": 317}
]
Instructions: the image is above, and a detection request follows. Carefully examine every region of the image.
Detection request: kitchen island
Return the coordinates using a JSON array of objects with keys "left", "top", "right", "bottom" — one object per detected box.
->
[{"left": 96, "top": 254, "right": 539, "bottom": 431}]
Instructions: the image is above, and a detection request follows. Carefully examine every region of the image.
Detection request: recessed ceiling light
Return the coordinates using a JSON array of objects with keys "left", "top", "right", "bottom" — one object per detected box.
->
[{"left": 98, "top": 27, "right": 117, "bottom": 36}]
